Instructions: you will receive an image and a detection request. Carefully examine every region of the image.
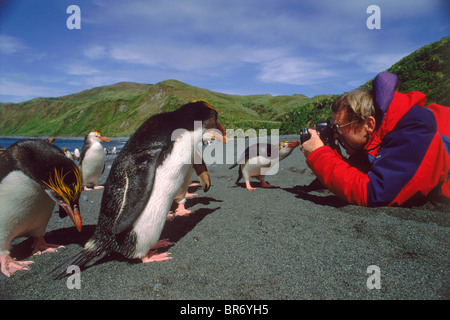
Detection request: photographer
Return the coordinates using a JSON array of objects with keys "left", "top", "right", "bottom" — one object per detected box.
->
[{"left": 300, "top": 72, "right": 450, "bottom": 207}]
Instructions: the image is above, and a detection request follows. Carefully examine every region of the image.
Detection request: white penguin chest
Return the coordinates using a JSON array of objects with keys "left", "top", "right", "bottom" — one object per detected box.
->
[
  {"left": 132, "top": 129, "right": 202, "bottom": 257},
  {"left": 81, "top": 143, "right": 105, "bottom": 182},
  {"left": 0, "top": 171, "right": 55, "bottom": 249}
]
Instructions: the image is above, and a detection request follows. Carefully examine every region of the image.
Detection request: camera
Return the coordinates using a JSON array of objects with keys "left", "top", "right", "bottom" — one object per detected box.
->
[{"left": 299, "top": 120, "right": 338, "bottom": 150}]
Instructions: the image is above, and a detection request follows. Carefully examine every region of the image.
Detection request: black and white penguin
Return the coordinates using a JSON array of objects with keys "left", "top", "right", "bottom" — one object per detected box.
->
[
  {"left": 79, "top": 131, "right": 110, "bottom": 190},
  {"left": 0, "top": 139, "right": 83, "bottom": 277},
  {"left": 51, "top": 100, "right": 226, "bottom": 279},
  {"left": 169, "top": 158, "right": 211, "bottom": 219},
  {"left": 230, "top": 140, "right": 299, "bottom": 190},
  {"left": 73, "top": 147, "right": 80, "bottom": 160},
  {"left": 63, "top": 147, "right": 74, "bottom": 161}
]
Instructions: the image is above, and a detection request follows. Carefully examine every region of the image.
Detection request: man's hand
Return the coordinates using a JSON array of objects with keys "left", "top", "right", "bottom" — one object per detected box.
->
[{"left": 300, "top": 129, "right": 324, "bottom": 157}]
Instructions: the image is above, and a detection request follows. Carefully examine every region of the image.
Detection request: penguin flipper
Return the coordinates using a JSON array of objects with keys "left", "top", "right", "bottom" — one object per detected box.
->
[
  {"left": 194, "top": 160, "right": 210, "bottom": 192},
  {"left": 112, "top": 147, "right": 162, "bottom": 235}
]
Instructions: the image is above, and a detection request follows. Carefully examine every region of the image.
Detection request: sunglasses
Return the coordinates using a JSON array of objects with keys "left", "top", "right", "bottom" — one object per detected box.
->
[{"left": 330, "top": 120, "right": 358, "bottom": 135}]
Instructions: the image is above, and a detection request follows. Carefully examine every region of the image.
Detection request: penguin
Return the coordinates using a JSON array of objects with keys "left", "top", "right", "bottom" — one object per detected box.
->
[
  {"left": 63, "top": 147, "right": 74, "bottom": 161},
  {"left": 73, "top": 147, "right": 80, "bottom": 160},
  {"left": 44, "top": 137, "right": 56, "bottom": 144},
  {"left": 50, "top": 100, "right": 226, "bottom": 279},
  {"left": 0, "top": 139, "right": 83, "bottom": 277},
  {"left": 230, "top": 140, "right": 299, "bottom": 190},
  {"left": 169, "top": 158, "right": 211, "bottom": 219},
  {"left": 79, "top": 131, "right": 110, "bottom": 190}
]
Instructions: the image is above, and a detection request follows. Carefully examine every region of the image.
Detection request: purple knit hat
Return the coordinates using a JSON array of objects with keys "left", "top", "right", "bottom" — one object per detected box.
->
[{"left": 372, "top": 72, "right": 398, "bottom": 123}]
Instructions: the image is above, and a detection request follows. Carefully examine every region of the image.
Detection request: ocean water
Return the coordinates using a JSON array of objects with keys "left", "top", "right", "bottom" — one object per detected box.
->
[{"left": 0, "top": 137, "right": 128, "bottom": 154}]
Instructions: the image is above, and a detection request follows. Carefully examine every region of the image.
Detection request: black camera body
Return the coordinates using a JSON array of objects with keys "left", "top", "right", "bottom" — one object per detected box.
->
[{"left": 299, "top": 120, "right": 338, "bottom": 149}]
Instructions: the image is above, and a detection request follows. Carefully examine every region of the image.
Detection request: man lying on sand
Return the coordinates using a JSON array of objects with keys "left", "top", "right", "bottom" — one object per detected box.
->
[{"left": 300, "top": 72, "right": 450, "bottom": 207}]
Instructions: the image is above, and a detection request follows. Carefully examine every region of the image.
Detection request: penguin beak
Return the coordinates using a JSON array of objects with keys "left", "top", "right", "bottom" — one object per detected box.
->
[
  {"left": 215, "top": 120, "right": 228, "bottom": 143},
  {"left": 60, "top": 202, "right": 82, "bottom": 232},
  {"left": 194, "top": 162, "right": 211, "bottom": 192},
  {"left": 100, "top": 136, "right": 110, "bottom": 142},
  {"left": 287, "top": 141, "right": 300, "bottom": 148}
]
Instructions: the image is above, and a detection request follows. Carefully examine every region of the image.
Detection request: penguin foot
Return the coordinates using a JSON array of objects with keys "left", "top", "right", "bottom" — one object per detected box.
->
[
  {"left": 141, "top": 252, "right": 172, "bottom": 263},
  {"left": 152, "top": 239, "right": 176, "bottom": 249},
  {"left": 189, "top": 182, "right": 199, "bottom": 187},
  {"left": 260, "top": 181, "right": 276, "bottom": 188},
  {"left": 175, "top": 203, "right": 193, "bottom": 216},
  {"left": 185, "top": 192, "right": 197, "bottom": 198},
  {"left": 141, "top": 239, "right": 175, "bottom": 263},
  {"left": 0, "top": 253, "right": 34, "bottom": 277},
  {"left": 245, "top": 181, "right": 256, "bottom": 190},
  {"left": 31, "top": 237, "right": 65, "bottom": 255},
  {"left": 83, "top": 185, "right": 104, "bottom": 191}
]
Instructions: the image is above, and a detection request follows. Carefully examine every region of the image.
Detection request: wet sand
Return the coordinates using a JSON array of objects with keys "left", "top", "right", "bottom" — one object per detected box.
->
[{"left": 1, "top": 136, "right": 449, "bottom": 301}]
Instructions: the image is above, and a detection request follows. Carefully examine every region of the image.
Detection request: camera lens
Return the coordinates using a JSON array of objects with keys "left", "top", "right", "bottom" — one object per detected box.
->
[{"left": 299, "top": 128, "right": 311, "bottom": 144}]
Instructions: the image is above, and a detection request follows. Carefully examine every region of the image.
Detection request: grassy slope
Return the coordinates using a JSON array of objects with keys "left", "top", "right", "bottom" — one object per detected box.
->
[{"left": 0, "top": 38, "right": 448, "bottom": 137}]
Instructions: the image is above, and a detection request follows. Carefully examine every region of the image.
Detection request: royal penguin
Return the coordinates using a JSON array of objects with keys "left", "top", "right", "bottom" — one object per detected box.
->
[
  {"left": 0, "top": 139, "right": 83, "bottom": 277},
  {"left": 79, "top": 131, "right": 110, "bottom": 190},
  {"left": 51, "top": 100, "right": 226, "bottom": 279},
  {"left": 73, "top": 147, "right": 80, "bottom": 160},
  {"left": 63, "top": 147, "right": 74, "bottom": 161},
  {"left": 169, "top": 158, "right": 211, "bottom": 219},
  {"left": 229, "top": 140, "right": 299, "bottom": 190}
]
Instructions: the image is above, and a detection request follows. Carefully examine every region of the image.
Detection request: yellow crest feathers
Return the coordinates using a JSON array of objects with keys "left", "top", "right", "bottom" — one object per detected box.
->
[{"left": 42, "top": 166, "right": 82, "bottom": 204}]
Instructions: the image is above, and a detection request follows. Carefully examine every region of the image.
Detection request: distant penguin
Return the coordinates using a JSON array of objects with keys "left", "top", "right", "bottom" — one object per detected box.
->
[
  {"left": 230, "top": 140, "right": 299, "bottom": 190},
  {"left": 51, "top": 100, "right": 226, "bottom": 279},
  {"left": 79, "top": 131, "right": 110, "bottom": 190},
  {"left": 44, "top": 137, "right": 56, "bottom": 144},
  {"left": 169, "top": 158, "right": 211, "bottom": 219},
  {"left": 0, "top": 139, "right": 83, "bottom": 277},
  {"left": 63, "top": 147, "right": 74, "bottom": 161},
  {"left": 73, "top": 147, "right": 80, "bottom": 160}
]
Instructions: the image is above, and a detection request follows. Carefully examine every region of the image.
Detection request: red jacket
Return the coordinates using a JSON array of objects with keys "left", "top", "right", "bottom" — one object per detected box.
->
[{"left": 306, "top": 85, "right": 450, "bottom": 207}]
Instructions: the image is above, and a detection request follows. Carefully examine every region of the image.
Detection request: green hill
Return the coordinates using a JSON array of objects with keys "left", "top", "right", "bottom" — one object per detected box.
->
[
  {"left": 0, "top": 37, "right": 448, "bottom": 137},
  {"left": 279, "top": 36, "right": 449, "bottom": 134},
  {"left": 0, "top": 78, "right": 323, "bottom": 137}
]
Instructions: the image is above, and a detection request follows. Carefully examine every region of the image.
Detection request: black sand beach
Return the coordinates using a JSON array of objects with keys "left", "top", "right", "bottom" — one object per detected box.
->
[{"left": 1, "top": 136, "right": 449, "bottom": 301}]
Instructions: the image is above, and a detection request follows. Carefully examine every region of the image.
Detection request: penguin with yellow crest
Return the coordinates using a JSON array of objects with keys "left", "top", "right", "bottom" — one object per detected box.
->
[
  {"left": 0, "top": 139, "right": 83, "bottom": 277},
  {"left": 230, "top": 140, "right": 299, "bottom": 190},
  {"left": 79, "top": 131, "right": 110, "bottom": 190},
  {"left": 51, "top": 100, "right": 226, "bottom": 278}
]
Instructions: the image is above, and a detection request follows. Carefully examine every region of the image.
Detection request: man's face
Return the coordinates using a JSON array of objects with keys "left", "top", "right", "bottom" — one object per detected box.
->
[{"left": 332, "top": 110, "right": 369, "bottom": 155}]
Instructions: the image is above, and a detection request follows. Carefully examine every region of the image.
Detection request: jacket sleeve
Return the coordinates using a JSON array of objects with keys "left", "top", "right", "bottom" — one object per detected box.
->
[
  {"left": 306, "top": 146, "right": 370, "bottom": 206},
  {"left": 306, "top": 106, "right": 437, "bottom": 207}
]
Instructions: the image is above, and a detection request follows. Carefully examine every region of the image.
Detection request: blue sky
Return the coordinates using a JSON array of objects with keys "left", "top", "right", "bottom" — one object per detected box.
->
[{"left": 0, "top": 0, "right": 448, "bottom": 103}]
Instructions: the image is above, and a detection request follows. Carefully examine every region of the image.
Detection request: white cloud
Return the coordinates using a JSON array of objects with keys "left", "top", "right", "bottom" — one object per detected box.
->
[
  {"left": 357, "top": 53, "right": 408, "bottom": 73},
  {"left": 0, "top": 79, "right": 69, "bottom": 102},
  {"left": 0, "top": 35, "right": 27, "bottom": 55},
  {"left": 65, "top": 64, "right": 101, "bottom": 76},
  {"left": 109, "top": 43, "right": 233, "bottom": 72},
  {"left": 83, "top": 45, "right": 107, "bottom": 59},
  {"left": 258, "top": 57, "right": 335, "bottom": 86}
]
